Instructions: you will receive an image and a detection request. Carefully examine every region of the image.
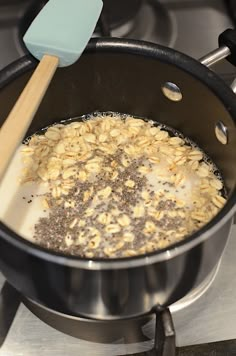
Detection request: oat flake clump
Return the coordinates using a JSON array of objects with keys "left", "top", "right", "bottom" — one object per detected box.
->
[{"left": 21, "top": 113, "right": 226, "bottom": 258}]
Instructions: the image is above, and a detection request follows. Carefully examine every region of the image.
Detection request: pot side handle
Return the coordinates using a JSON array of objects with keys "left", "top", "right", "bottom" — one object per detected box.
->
[
  {"left": 200, "top": 29, "right": 236, "bottom": 225},
  {"left": 199, "top": 29, "right": 236, "bottom": 93},
  {"left": 218, "top": 29, "right": 236, "bottom": 67}
]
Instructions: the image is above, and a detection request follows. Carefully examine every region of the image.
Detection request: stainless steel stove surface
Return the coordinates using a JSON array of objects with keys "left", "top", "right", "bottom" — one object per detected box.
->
[{"left": 0, "top": 0, "right": 236, "bottom": 355}]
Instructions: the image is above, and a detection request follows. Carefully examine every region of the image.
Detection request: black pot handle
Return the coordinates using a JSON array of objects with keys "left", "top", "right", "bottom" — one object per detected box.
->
[
  {"left": 199, "top": 28, "right": 236, "bottom": 92},
  {"left": 199, "top": 28, "right": 236, "bottom": 68},
  {"left": 218, "top": 29, "right": 236, "bottom": 67}
]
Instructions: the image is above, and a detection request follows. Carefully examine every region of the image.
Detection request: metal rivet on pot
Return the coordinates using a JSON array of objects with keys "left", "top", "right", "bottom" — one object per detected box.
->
[
  {"left": 162, "top": 82, "right": 183, "bottom": 102},
  {"left": 215, "top": 121, "right": 228, "bottom": 145}
]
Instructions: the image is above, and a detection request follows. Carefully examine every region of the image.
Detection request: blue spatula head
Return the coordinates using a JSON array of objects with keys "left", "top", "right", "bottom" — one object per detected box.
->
[{"left": 23, "top": 0, "right": 103, "bottom": 67}]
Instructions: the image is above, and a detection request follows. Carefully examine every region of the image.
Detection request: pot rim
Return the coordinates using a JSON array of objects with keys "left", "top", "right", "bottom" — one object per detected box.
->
[{"left": 0, "top": 37, "right": 235, "bottom": 270}]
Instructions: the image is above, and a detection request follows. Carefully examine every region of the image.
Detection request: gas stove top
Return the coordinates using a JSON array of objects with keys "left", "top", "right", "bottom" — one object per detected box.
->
[
  {"left": 0, "top": 0, "right": 235, "bottom": 80},
  {"left": 0, "top": 1, "right": 236, "bottom": 355}
]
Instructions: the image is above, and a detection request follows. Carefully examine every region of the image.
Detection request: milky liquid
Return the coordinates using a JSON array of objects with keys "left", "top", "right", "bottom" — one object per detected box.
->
[
  {"left": 0, "top": 149, "right": 199, "bottom": 245},
  {"left": 0, "top": 146, "right": 49, "bottom": 242},
  {"left": 146, "top": 161, "right": 199, "bottom": 208}
]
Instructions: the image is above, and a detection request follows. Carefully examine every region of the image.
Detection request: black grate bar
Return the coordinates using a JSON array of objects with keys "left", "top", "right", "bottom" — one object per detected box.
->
[{"left": 0, "top": 282, "right": 21, "bottom": 347}]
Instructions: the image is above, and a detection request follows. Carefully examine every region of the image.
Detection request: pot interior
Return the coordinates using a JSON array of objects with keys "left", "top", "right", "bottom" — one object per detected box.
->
[{"left": 0, "top": 41, "right": 236, "bottom": 216}]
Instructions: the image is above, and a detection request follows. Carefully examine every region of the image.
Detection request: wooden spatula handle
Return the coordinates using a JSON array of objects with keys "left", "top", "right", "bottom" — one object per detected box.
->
[{"left": 0, "top": 54, "right": 59, "bottom": 181}]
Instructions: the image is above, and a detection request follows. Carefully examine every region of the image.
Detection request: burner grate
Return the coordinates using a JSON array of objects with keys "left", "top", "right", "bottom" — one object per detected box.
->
[
  {"left": 0, "top": 282, "right": 235, "bottom": 355},
  {"left": 0, "top": 282, "right": 20, "bottom": 347},
  {"left": 94, "top": 0, "right": 174, "bottom": 47}
]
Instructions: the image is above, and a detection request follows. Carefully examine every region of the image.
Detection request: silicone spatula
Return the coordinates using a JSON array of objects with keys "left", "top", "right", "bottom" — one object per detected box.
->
[{"left": 0, "top": 0, "right": 103, "bottom": 180}]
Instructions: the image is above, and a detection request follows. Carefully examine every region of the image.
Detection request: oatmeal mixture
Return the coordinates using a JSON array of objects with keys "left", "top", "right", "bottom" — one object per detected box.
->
[{"left": 20, "top": 113, "right": 226, "bottom": 258}]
